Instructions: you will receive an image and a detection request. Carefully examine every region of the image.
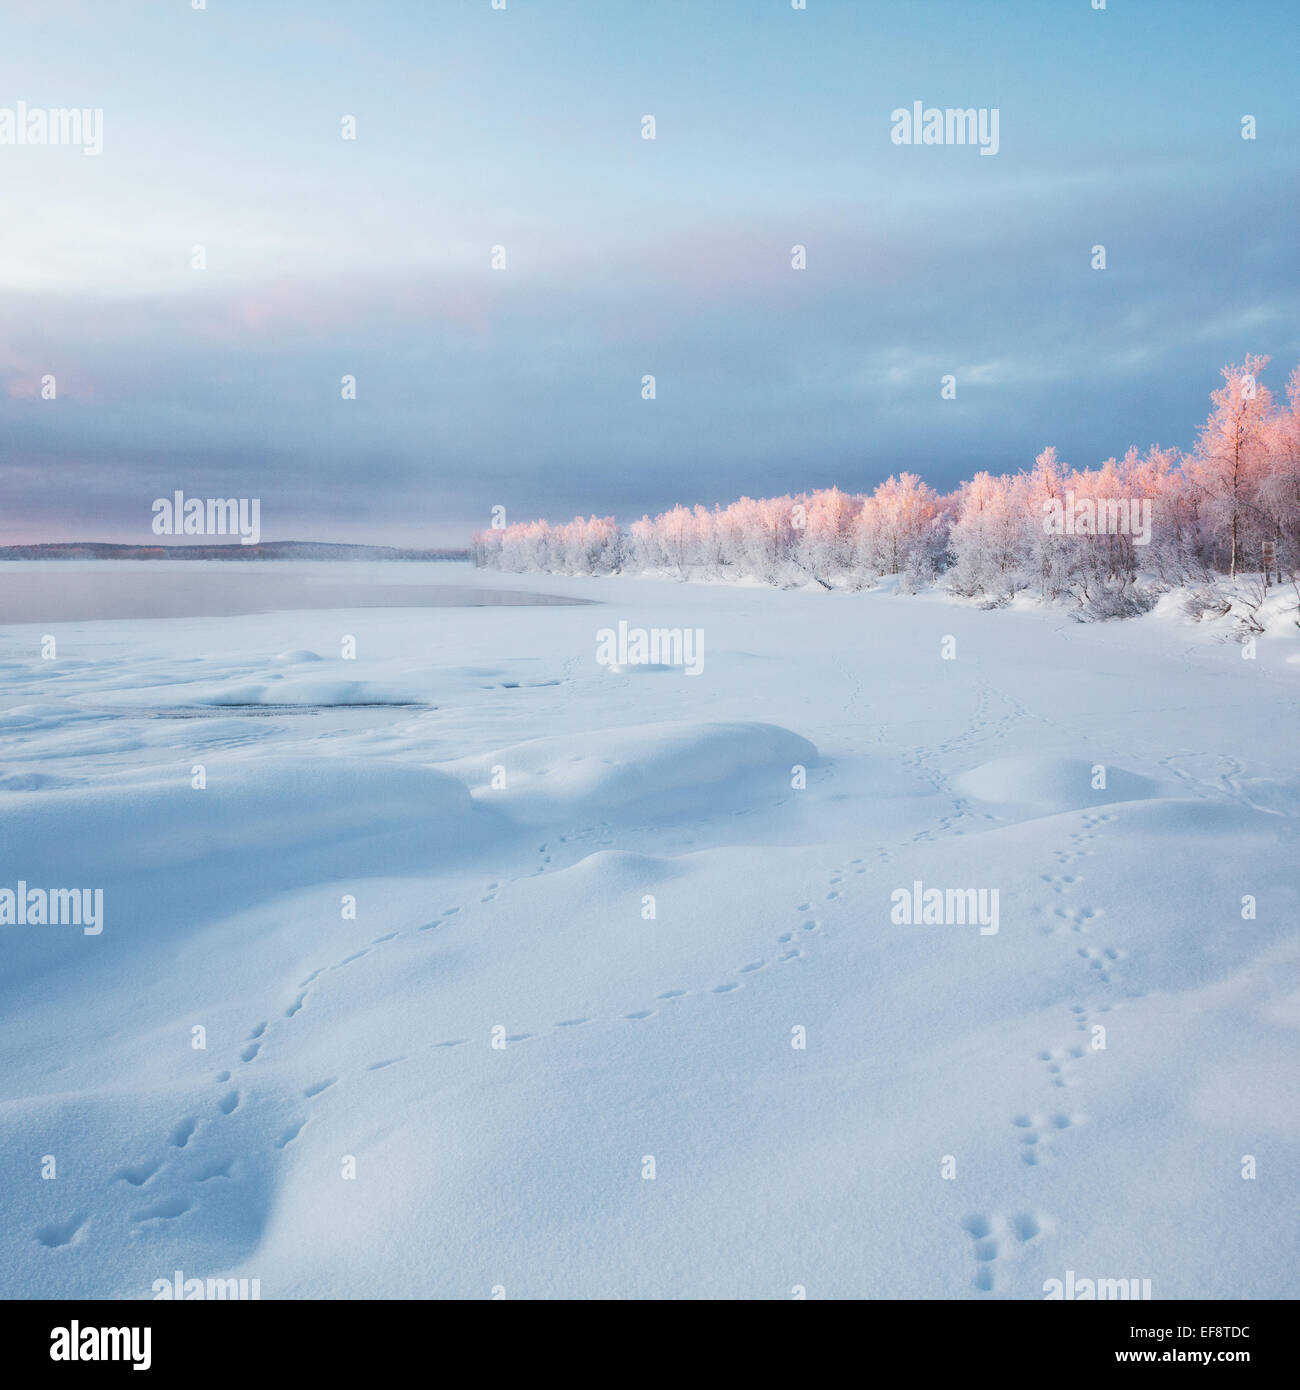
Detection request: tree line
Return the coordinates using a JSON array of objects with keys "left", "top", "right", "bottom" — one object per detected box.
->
[{"left": 472, "top": 357, "right": 1300, "bottom": 618}]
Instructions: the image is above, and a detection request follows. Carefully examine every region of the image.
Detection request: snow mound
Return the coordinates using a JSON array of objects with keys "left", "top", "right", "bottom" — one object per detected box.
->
[
  {"left": 548, "top": 849, "right": 683, "bottom": 901},
  {"left": 270, "top": 649, "right": 324, "bottom": 664},
  {"left": 954, "top": 755, "right": 1160, "bottom": 812},
  {"left": 443, "top": 721, "right": 817, "bottom": 825}
]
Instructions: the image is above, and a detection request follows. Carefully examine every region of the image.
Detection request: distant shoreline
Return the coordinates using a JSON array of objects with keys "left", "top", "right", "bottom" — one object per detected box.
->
[{"left": 0, "top": 542, "right": 470, "bottom": 562}]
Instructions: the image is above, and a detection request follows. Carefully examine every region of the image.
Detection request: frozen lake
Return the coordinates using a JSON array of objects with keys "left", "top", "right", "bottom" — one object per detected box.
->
[{"left": 0, "top": 561, "right": 593, "bottom": 624}]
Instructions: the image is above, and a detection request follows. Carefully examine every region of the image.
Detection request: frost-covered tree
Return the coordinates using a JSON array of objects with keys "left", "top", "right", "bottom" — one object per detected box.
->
[
  {"left": 792, "top": 487, "right": 862, "bottom": 587},
  {"left": 946, "top": 471, "right": 1029, "bottom": 601},
  {"left": 1258, "top": 367, "right": 1300, "bottom": 580},
  {"left": 1186, "top": 355, "right": 1273, "bottom": 578},
  {"left": 855, "top": 473, "right": 946, "bottom": 583}
]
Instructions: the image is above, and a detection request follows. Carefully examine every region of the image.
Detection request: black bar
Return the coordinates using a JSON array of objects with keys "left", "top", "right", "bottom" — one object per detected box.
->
[{"left": 0, "top": 1298, "right": 1284, "bottom": 1376}]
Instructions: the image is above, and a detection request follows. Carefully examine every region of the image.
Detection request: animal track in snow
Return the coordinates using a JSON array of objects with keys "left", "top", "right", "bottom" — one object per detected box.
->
[
  {"left": 961, "top": 1213, "right": 1000, "bottom": 1289},
  {"left": 1070, "top": 1000, "right": 1112, "bottom": 1041},
  {"left": 276, "top": 1120, "right": 306, "bottom": 1148},
  {"left": 1041, "top": 873, "right": 1081, "bottom": 894},
  {"left": 1012, "top": 1111, "right": 1080, "bottom": 1164},
  {"left": 260, "top": 849, "right": 859, "bottom": 1103},
  {"left": 1036, "top": 1042, "right": 1088, "bottom": 1089},
  {"left": 1053, "top": 904, "right": 1101, "bottom": 932},
  {"left": 114, "top": 1160, "right": 161, "bottom": 1187},
  {"left": 134, "top": 1196, "right": 191, "bottom": 1223},
  {"left": 36, "top": 1213, "right": 89, "bottom": 1248},
  {"left": 962, "top": 1210, "right": 1050, "bottom": 1291},
  {"left": 1077, "top": 944, "right": 1127, "bottom": 984},
  {"left": 169, "top": 1117, "right": 198, "bottom": 1148}
]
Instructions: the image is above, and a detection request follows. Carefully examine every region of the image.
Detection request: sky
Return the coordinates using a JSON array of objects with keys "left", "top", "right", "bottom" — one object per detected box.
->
[{"left": 1, "top": 0, "right": 1297, "bottom": 548}]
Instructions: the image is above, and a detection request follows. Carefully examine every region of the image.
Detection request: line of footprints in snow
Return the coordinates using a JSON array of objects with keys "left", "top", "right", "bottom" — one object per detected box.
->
[
  {"left": 40, "top": 844, "right": 873, "bottom": 1248},
  {"left": 896, "top": 695, "right": 1125, "bottom": 1289},
  {"left": 44, "top": 815, "right": 1128, "bottom": 1294},
  {"left": 966, "top": 810, "right": 1138, "bottom": 1293}
]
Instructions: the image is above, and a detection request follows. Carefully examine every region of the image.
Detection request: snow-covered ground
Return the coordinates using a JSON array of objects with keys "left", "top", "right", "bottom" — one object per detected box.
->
[{"left": 1, "top": 560, "right": 1297, "bottom": 1299}]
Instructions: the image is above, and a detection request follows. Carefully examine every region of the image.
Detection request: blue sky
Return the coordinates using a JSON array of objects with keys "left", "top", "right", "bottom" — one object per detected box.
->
[{"left": 2, "top": 0, "right": 1297, "bottom": 546}]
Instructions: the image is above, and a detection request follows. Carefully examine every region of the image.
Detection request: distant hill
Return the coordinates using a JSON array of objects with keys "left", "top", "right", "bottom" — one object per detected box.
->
[{"left": 0, "top": 541, "right": 471, "bottom": 561}]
